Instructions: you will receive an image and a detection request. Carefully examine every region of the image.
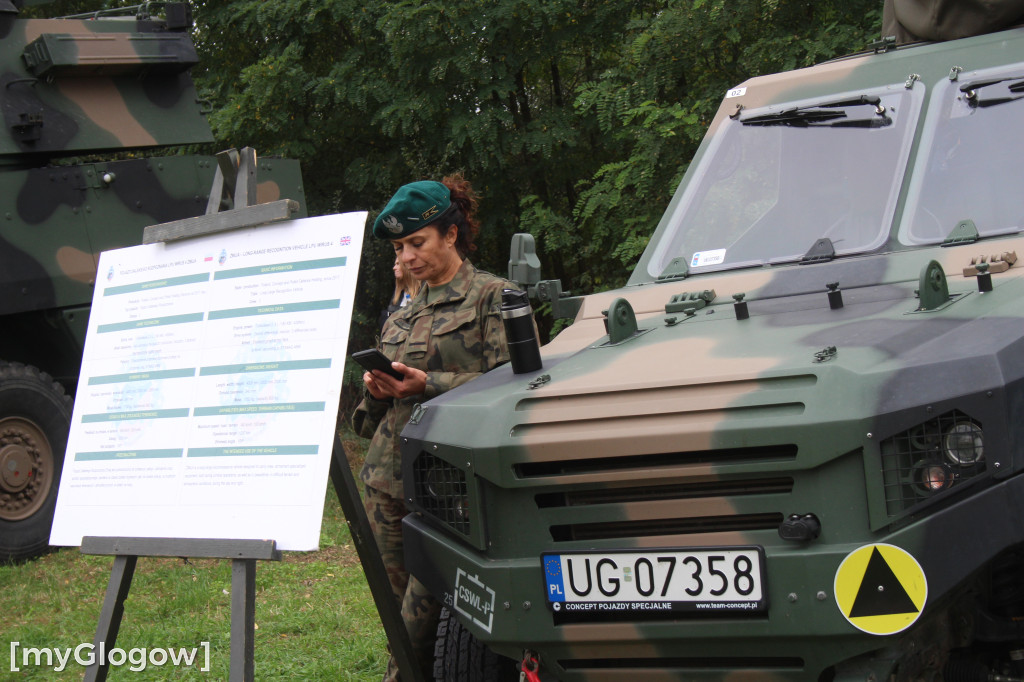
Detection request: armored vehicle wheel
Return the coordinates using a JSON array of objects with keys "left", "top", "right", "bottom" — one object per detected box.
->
[
  {"left": 433, "top": 607, "right": 519, "bottom": 682},
  {"left": 0, "top": 362, "right": 72, "bottom": 562}
]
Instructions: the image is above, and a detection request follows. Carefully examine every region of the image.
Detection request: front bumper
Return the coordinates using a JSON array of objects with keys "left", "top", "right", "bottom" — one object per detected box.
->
[{"left": 405, "top": 471, "right": 1024, "bottom": 680}]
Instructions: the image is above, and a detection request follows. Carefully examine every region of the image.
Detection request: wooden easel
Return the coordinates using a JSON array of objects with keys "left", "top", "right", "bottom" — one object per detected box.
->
[
  {"left": 81, "top": 537, "right": 279, "bottom": 681},
  {"left": 80, "top": 148, "right": 422, "bottom": 681},
  {"left": 81, "top": 147, "right": 291, "bottom": 682}
]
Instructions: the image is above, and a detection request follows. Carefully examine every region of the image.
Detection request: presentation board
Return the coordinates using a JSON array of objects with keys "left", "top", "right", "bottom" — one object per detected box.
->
[{"left": 49, "top": 212, "right": 365, "bottom": 551}]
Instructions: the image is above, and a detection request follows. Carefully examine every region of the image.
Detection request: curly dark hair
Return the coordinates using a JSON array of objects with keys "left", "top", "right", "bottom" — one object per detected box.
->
[{"left": 428, "top": 173, "right": 479, "bottom": 258}]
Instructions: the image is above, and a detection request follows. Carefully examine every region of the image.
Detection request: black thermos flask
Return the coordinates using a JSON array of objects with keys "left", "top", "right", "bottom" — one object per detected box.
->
[{"left": 500, "top": 289, "right": 542, "bottom": 374}]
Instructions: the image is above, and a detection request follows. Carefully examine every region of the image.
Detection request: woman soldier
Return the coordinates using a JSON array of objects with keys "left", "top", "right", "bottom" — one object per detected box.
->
[{"left": 353, "top": 175, "right": 519, "bottom": 681}]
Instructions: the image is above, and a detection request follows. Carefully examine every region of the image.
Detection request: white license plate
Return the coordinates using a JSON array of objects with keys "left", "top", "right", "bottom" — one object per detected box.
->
[{"left": 542, "top": 547, "right": 766, "bottom": 615}]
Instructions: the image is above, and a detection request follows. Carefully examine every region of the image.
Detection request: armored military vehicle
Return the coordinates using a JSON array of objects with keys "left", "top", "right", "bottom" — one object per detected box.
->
[
  {"left": 0, "top": 1, "right": 305, "bottom": 561},
  {"left": 400, "top": 4, "right": 1024, "bottom": 681}
]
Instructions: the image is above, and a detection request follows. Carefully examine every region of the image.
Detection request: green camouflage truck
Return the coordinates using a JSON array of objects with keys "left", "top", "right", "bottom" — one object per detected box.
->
[
  {"left": 401, "top": 5, "right": 1024, "bottom": 681},
  {"left": 0, "top": 1, "right": 305, "bottom": 561}
]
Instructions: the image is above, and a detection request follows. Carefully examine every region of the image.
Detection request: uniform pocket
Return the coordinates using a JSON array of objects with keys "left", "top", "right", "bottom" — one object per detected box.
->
[
  {"left": 380, "top": 323, "right": 409, "bottom": 361},
  {"left": 429, "top": 305, "right": 489, "bottom": 372},
  {"left": 431, "top": 305, "right": 478, "bottom": 336},
  {"left": 383, "top": 316, "right": 431, "bottom": 370}
]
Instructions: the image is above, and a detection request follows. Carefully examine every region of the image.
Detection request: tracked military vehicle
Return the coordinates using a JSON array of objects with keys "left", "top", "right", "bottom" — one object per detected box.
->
[
  {"left": 400, "top": 6, "right": 1024, "bottom": 681},
  {"left": 0, "top": 1, "right": 305, "bottom": 561}
]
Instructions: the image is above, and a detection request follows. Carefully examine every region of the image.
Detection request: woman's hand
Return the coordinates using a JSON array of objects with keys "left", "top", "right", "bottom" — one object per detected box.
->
[{"left": 363, "top": 361, "right": 427, "bottom": 400}]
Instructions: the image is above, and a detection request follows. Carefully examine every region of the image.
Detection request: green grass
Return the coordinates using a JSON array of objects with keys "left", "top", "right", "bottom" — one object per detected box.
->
[{"left": 0, "top": 436, "right": 386, "bottom": 681}]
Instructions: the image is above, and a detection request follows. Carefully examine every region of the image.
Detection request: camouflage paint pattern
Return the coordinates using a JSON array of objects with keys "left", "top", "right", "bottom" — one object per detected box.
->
[
  {"left": 0, "top": 5, "right": 306, "bottom": 390},
  {"left": 399, "top": 23, "right": 1024, "bottom": 681},
  {"left": 883, "top": 0, "right": 1024, "bottom": 43},
  {"left": 1, "top": 16, "right": 210, "bottom": 154},
  {"left": 0, "top": 3, "right": 305, "bottom": 561}
]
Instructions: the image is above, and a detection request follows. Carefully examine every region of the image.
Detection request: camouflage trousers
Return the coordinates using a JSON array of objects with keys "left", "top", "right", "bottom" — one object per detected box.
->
[{"left": 364, "top": 485, "right": 441, "bottom": 682}]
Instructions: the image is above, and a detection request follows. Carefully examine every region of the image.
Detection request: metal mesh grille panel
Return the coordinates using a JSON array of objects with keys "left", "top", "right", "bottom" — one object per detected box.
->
[
  {"left": 880, "top": 410, "right": 985, "bottom": 516},
  {"left": 412, "top": 452, "right": 470, "bottom": 536}
]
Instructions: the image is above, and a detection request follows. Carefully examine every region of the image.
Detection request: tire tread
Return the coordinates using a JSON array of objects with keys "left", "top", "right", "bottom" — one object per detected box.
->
[
  {"left": 433, "top": 607, "right": 518, "bottom": 682},
  {"left": 0, "top": 361, "right": 73, "bottom": 562}
]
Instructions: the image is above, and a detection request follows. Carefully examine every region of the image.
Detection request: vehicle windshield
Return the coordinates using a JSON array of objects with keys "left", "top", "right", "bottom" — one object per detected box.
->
[
  {"left": 646, "top": 84, "right": 922, "bottom": 278},
  {"left": 900, "top": 65, "right": 1024, "bottom": 244}
]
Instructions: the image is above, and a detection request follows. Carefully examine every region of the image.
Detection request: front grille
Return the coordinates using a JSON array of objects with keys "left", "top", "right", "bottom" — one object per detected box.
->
[
  {"left": 526, "top": 453, "right": 797, "bottom": 544},
  {"left": 412, "top": 452, "right": 471, "bottom": 536},
  {"left": 880, "top": 409, "right": 986, "bottom": 516}
]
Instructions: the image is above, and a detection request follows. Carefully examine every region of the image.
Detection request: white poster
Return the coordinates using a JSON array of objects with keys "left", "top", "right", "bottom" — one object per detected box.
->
[{"left": 49, "top": 212, "right": 365, "bottom": 551}]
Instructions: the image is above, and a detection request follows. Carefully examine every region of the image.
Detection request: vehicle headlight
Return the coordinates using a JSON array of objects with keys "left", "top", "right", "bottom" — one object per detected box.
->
[
  {"left": 943, "top": 422, "right": 984, "bottom": 466},
  {"left": 915, "top": 462, "right": 952, "bottom": 493},
  {"left": 424, "top": 469, "right": 441, "bottom": 498},
  {"left": 453, "top": 495, "right": 469, "bottom": 522},
  {"left": 412, "top": 451, "right": 472, "bottom": 535},
  {"left": 879, "top": 409, "right": 989, "bottom": 518}
]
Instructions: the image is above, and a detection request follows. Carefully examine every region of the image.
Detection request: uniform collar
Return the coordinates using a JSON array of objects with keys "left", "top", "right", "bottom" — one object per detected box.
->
[{"left": 411, "top": 259, "right": 477, "bottom": 311}]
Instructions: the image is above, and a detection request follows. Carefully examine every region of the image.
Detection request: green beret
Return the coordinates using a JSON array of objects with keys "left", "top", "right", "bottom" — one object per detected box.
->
[{"left": 372, "top": 180, "right": 454, "bottom": 239}]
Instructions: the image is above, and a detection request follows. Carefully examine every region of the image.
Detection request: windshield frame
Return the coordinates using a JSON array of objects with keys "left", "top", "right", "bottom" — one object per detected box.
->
[
  {"left": 644, "top": 82, "right": 924, "bottom": 280},
  {"left": 898, "top": 60, "right": 1024, "bottom": 246}
]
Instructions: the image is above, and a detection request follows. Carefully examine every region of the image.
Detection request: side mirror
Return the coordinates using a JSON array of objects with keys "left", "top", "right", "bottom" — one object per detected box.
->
[
  {"left": 507, "top": 233, "right": 582, "bottom": 321},
  {"left": 508, "top": 233, "right": 542, "bottom": 292}
]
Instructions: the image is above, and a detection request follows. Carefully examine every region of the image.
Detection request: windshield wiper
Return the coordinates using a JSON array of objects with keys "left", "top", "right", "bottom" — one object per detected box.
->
[
  {"left": 740, "top": 95, "right": 891, "bottom": 128},
  {"left": 960, "top": 76, "right": 1024, "bottom": 108}
]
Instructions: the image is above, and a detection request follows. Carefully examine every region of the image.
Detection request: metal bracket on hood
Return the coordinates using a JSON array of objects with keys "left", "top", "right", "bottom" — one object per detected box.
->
[{"left": 915, "top": 260, "right": 951, "bottom": 312}]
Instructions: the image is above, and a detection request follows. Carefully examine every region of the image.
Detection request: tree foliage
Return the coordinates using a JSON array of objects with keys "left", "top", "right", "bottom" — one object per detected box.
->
[
  {"left": 28, "top": 0, "right": 882, "bottom": 348},
  {"left": 188, "top": 0, "right": 881, "bottom": 347}
]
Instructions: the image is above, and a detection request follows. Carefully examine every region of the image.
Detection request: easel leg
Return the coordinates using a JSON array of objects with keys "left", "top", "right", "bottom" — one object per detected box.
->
[
  {"left": 83, "top": 554, "right": 137, "bottom": 682},
  {"left": 230, "top": 558, "right": 256, "bottom": 682}
]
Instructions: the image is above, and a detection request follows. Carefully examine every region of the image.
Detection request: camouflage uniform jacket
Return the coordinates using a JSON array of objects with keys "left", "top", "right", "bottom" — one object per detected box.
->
[{"left": 353, "top": 259, "right": 513, "bottom": 497}]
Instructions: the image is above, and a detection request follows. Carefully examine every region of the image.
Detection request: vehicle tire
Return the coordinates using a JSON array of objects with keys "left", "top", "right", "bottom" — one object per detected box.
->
[
  {"left": 0, "top": 362, "right": 73, "bottom": 562},
  {"left": 433, "top": 607, "right": 519, "bottom": 682}
]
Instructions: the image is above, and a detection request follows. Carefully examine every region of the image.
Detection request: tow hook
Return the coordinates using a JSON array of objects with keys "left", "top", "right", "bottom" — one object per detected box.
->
[{"left": 520, "top": 650, "right": 541, "bottom": 682}]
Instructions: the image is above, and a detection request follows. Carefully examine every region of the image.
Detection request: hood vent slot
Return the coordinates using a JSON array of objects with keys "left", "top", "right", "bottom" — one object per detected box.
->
[
  {"left": 516, "top": 444, "right": 797, "bottom": 478},
  {"left": 550, "top": 512, "right": 784, "bottom": 542},
  {"left": 537, "top": 477, "right": 793, "bottom": 508}
]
